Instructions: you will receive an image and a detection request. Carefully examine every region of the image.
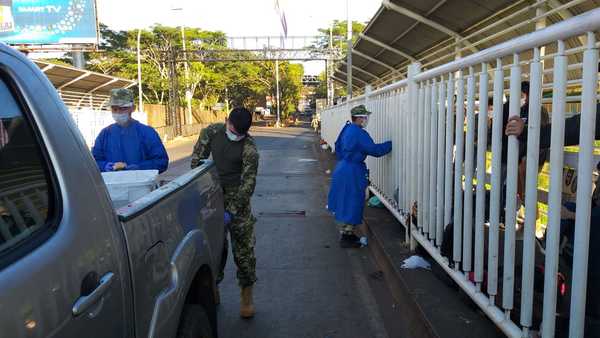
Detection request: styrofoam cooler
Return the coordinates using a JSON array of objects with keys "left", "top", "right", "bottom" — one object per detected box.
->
[{"left": 101, "top": 170, "right": 159, "bottom": 208}]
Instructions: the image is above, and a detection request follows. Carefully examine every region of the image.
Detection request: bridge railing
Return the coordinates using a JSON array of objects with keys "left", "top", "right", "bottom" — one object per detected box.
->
[{"left": 321, "top": 8, "right": 600, "bottom": 338}]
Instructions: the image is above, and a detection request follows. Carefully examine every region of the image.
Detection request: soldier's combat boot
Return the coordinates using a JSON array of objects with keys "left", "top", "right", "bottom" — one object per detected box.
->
[{"left": 240, "top": 286, "right": 255, "bottom": 318}]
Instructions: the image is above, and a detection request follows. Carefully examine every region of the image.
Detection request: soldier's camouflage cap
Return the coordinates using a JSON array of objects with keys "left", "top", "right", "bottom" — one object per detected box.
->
[
  {"left": 350, "top": 105, "right": 372, "bottom": 117},
  {"left": 109, "top": 88, "right": 135, "bottom": 107}
]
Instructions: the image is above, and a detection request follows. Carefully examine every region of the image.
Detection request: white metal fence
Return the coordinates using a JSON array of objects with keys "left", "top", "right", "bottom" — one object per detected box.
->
[
  {"left": 69, "top": 108, "right": 149, "bottom": 147},
  {"left": 0, "top": 177, "right": 47, "bottom": 253},
  {"left": 321, "top": 8, "right": 600, "bottom": 338}
]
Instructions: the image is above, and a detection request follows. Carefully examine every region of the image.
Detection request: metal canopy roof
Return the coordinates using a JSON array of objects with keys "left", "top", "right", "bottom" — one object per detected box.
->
[
  {"left": 31, "top": 60, "right": 136, "bottom": 110},
  {"left": 33, "top": 60, "right": 135, "bottom": 95},
  {"left": 334, "top": 0, "right": 600, "bottom": 90}
]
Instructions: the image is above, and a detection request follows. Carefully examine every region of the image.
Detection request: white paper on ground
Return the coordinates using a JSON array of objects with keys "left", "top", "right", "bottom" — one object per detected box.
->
[
  {"left": 401, "top": 255, "right": 431, "bottom": 270},
  {"left": 359, "top": 236, "right": 368, "bottom": 247}
]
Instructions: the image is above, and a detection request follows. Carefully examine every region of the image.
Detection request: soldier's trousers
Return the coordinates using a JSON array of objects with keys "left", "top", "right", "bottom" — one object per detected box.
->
[{"left": 217, "top": 186, "right": 257, "bottom": 288}]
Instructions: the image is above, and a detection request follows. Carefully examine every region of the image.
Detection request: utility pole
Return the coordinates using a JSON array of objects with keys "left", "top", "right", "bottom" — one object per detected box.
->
[
  {"left": 275, "top": 58, "right": 281, "bottom": 127},
  {"left": 167, "top": 46, "right": 182, "bottom": 136},
  {"left": 327, "top": 22, "right": 334, "bottom": 106},
  {"left": 181, "top": 25, "right": 193, "bottom": 125},
  {"left": 137, "top": 29, "right": 144, "bottom": 112},
  {"left": 346, "top": 0, "right": 353, "bottom": 99}
]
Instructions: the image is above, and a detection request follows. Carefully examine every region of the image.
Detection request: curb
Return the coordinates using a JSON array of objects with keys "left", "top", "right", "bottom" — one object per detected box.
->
[{"left": 364, "top": 217, "right": 439, "bottom": 338}]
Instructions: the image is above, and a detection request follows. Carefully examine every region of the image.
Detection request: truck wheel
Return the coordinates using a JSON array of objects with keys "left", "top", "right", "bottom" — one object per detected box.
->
[{"left": 176, "top": 304, "right": 215, "bottom": 338}]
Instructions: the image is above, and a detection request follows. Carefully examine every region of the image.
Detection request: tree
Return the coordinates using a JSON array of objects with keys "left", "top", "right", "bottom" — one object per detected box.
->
[
  {"left": 84, "top": 23, "right": 305, "bottom": 119},
  {"left": 276, "top": 63, "right": 304, "bottom": 118},
  {"left": 314, "top": 72, "right": 328, "bottom": 99},
  {"left": 312, "top": 20, "right": 366, "bottom": 101},
  {"left": 314, "top": 20, "right": 366, "bottom": 51}
]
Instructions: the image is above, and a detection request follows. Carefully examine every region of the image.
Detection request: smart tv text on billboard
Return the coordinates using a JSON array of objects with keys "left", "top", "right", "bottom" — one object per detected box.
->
[{"left": 0, "top": 0, "right": 97, "bottom": 45}]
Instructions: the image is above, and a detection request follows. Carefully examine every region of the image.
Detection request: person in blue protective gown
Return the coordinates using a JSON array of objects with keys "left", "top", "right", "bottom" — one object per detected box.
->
[
  {"left": 328, "top": 105, "right": 392, "bottom": 248},
  {"left": 92, "top": 88, "right": 169, "bottom": 173}
]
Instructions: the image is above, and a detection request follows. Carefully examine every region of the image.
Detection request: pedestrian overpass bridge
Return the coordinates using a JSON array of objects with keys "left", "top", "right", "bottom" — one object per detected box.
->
[{"left": 321, "top": 3, "right": 600, "bottom": 338}]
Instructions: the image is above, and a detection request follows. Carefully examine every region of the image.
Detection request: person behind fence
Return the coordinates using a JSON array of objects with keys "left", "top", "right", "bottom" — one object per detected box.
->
[
  {"left": 311, "top": 113, "right": 320, "bottom": 132},
  {"left": 496, "top": 81, "right": 550, "bottom": 183},
  {"left": 190, "top": 107, "right": 259, "bottom": 319},
  {"left": 92, "top": 89, "right": 168, "bottom": 173},
  {"left": 506, "top": 97, "right": 600, "bottom": 334},
  {"left": 328, "top": 105, "right": 392, "bottom": 248}
]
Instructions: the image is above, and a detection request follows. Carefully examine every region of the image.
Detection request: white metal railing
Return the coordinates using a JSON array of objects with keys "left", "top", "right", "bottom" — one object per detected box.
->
[
  {"left": 68, "top": 109, "right": 149, "bottom": 147},
  {"left": 321, "top": 8, "right": 600, "bottom": 338}
]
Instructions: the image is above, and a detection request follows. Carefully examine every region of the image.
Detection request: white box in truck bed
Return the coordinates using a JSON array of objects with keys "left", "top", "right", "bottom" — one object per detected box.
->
[{"left": 102, "top": 170, "right": 159, "bottom": 208}]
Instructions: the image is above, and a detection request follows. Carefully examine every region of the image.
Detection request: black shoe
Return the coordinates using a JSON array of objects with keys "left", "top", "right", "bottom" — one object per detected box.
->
[{"left": 340, "top": 233, "right": 361, "bottom": 248}]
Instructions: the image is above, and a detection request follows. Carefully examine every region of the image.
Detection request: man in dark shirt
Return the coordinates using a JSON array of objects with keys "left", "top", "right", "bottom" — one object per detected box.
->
[{"left": 190, "top": 107, "right": 259, "bottom": 318}]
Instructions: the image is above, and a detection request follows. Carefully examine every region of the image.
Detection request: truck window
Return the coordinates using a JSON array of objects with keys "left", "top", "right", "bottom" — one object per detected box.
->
[{"left": 0, "top": 75, "right": 57, "bottom": 266}]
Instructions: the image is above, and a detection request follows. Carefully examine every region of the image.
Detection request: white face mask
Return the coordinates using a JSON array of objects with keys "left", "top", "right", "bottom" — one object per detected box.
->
[
  {"left": 112, "top": 113, "right": 130, "bottom": 126},
  {"left": 360, "top": 116, "right": 369, "bottom": 128},
  {"left": 354, "top": 115, "right": 369, "bottom": 128},
  {"left": 520, "top": 97, "right": 527, "bottom": 108},
  {"left": 226, "top": 128, "right": 245, "bottom": 142}
]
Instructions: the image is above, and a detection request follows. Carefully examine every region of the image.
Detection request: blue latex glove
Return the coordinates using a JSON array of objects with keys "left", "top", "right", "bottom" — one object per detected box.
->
[
  {"left": 104, "top": 162, "right": 115, "bottom": 172},
  {"left": 224, "top": 211, "right": 232, "bottom": 225}
]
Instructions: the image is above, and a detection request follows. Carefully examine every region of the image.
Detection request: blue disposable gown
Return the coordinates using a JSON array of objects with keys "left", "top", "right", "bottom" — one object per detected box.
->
[
  {"left": 328, "top": 122, "right": 392, "bottom": 225},
  {"left": 92, "top": 120, "right": 169, "bottom": 173}
]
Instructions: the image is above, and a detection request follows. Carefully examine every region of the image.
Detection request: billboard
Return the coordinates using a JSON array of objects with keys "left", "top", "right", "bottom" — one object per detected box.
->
[{"left": 0, "top": 0, "right": 97, "bottom": 45}]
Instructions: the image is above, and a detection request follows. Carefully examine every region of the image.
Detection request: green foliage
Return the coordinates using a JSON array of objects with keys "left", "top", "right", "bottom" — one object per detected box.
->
[
  {"left": 83, "top": 24, "right": 303, "bottom": 114},
  {"left": 314, "top": 20, "right": 366, "bottom": 50},
  {"left": 311, "top": 20, "right": 366, "bottom": 101},
  {"left": 314, "top": 72, "right": 328, "bottom": 99},
  {"left": 278, "top": 63, "right": 304, "bottom": 118}
]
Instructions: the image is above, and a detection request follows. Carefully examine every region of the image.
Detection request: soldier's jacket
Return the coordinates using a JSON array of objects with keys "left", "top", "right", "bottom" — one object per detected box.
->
[{"left": 191, "top": 123, "right": 259, "bottom": 217}]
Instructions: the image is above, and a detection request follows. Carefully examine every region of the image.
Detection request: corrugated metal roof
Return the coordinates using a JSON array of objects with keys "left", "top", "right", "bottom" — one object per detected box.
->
[
  {"left": 33, "top": 60, "right": 135, "bottom": 95},
  {"left": 335, "top": 0, "right": 600, "bottom": 90}
]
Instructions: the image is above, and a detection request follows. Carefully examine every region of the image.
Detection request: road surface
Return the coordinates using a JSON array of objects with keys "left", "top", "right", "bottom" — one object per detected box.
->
[{"left": 165, "top": 125, "right": 401, "bottom": 338}]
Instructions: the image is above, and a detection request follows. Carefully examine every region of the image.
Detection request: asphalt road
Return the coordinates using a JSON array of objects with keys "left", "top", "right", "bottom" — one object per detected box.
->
[{"left": 164, "top": 124, "right": 400, "bottom": 338}]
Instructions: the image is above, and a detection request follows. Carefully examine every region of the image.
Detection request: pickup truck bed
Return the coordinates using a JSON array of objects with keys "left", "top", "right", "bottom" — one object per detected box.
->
[{"left": 118, "top": 163, "right": 224, "bottom": 338}]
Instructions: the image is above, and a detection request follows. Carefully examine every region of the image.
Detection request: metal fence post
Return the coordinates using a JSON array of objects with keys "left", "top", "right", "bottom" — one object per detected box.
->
[
  {"left": 453, "top": 69, "right": 465, "bottom": 269},
  {"left": 365, "top": 85, "right": 373, "bottom": 197},
  {"left": 569, "top": 32, "right": 599, "bottom": 338},
  {"left": 407, "top": 62, "right": 421, "bottom": 251},
  {"left": 364, "top": 84, "right": 373, "bottom": 110},
  {"left": 503, "top": 53, "right": 522, "bottom": 316},
  {"left": 520, "top": 47, "right": 543, "bottom": 335}
]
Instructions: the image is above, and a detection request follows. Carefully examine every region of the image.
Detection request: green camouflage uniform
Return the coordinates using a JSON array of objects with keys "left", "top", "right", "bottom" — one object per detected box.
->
[{"left": 191, "top": 123, "right": 259, "bottom": 288}]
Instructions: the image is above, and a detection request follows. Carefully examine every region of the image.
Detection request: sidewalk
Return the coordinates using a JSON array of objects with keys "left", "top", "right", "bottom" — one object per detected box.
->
[{"left": 315, "top": 139, "right": 504, "bottom": 338}]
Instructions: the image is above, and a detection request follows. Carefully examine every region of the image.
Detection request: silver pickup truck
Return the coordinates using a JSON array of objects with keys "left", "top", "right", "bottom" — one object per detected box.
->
[{"left": 0, "top": 45, "right": 225, "bottom": 337}]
